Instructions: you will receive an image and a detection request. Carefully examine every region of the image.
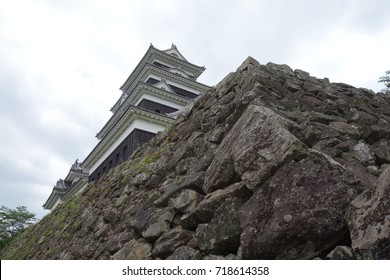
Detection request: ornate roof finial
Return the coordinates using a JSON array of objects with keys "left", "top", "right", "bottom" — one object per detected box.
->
[{"left": 171, "top": 43, "right": 177, "bottom": 49}]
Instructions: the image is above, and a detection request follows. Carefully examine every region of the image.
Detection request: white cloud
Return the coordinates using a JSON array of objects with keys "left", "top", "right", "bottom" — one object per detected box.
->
[{"left": 289, "top": 27, "right": 390, "bottom": 91}]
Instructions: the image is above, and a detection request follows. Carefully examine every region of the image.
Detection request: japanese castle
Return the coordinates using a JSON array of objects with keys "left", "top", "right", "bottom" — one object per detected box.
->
[{"left": 43, "top": 44, "right": 210, "bottom": 210}]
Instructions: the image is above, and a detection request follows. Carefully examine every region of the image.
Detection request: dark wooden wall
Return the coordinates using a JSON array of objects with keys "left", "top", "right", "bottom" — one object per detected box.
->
[
  {"left": 137, "top": 98, "right": 177, "bottom": 114},
  {"left": 90, "top": 128, "right": 156, "bottom": 182}
]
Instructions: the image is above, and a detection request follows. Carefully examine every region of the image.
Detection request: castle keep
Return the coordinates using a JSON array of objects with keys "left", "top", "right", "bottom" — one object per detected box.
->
[{"left": 43, "top": 44, "right": 210, "bottom": 210}]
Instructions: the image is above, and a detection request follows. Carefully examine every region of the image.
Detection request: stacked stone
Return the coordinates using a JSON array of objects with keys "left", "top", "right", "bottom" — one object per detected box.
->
[{"left": 3, "top": 57, "right": 390, "bottom": 260}]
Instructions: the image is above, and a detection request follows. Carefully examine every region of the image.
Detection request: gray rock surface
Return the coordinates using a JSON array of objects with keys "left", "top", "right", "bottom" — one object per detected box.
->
[
  {"left": 371, "top": 139, "right": 390, "bottom": 164},
  {"left": 240, "top": 152, "right": 364, "bottom": 259},
  {"left": 112, "top": 239, "right": 152, "bottom": 260},
  {"left": 166, "top": 246, "right": 202, "bottom": 260},
  {"left": 347, "top": 167, "right": 390, "bottom": 259},
  {"left": 151, "top": 227, "right": 194, "bottom": 259},
  {"left": 326, "top": 246, "right": 355, "bottom": 260},
  {"left": 203, "top": 104, "right": 307, "bottom": 193},
  {"left": 197, "top": 197, "right": 245, "bottom": 254}
]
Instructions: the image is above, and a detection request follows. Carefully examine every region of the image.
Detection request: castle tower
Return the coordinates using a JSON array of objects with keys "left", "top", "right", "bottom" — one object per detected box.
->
[
  {"left": 82, "top": 44, "right": 210, "bottom": 182},
  {"left": 43, "top": 44, "right": 210, "bottom": 210}
]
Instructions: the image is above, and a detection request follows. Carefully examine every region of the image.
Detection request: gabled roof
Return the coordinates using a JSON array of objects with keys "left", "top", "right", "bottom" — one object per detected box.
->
[
  {"left": 43, "top": 176, "right": 88, "bottom": 210},
  {"left": 42, "top": 188, "right": 63, "bottom": 210},
  {"left": 119, "top": 44, "right": 207, "bottom": 93},
  {"left": 61, "top": 177, "right": 88, "bottom": 201},
  {"left": 53, "top": 179, "right": 68, "bottom": 191},
  {"left": 116, "top": 62, "right": 210, "bottom": 113},
  {"left": 43, "top": 179, "right": 67, "bottom": 210},
  {"left": 99, "top": 80, "right": 191, "bottom": 140},
  {"left": 153, "top": 79, "right": 175, "bottom": 93},
  {"left": 162, "top": 44, "right": 187, "bottom": 61},
  {"left": 64, "top": 159, "right": 89, "bottom": 182}
]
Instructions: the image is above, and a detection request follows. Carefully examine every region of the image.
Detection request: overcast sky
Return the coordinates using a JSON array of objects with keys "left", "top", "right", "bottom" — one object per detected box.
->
[{"left": 1, "top": 0, "right": 389, "bottom": 219}]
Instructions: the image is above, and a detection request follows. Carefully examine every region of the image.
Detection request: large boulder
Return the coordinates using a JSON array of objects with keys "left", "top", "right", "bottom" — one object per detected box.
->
[
  {"left": 166, "top": 246, "right": 202, "bottom": 260},
  {"left": 371, "top": 139, "right": 390, "bottom": 164},
  {"left": 194, "top": 182, "right": 252, "bottom": 223},
  {"left": 240, "top": 151, "right": 365, "bottom": 259},
  {"left": 129, "top": 205, "right": 175, "bottom": 241},
  {"left": 325, "top": 246, "right": 355, "bottom": 260},
  {"left": 197, "top": 197, "right": 245, "bottom": 254},
  {"left": 346, "top": 167, "right": 390, "bottom": 259},
  {"left": 203, "top": 104, "right": 307, "bottom": 193},
  {"left": 112, "top": 239, "right": 152, "bottom": 260},
  {"left": 151, "top": 227, "right": 194, "bottom": 259},
  {"left": 154, "top": 172, "right": 205, "bottom": 206}
]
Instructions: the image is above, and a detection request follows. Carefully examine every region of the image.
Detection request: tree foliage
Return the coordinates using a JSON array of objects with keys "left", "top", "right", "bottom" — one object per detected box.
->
[
  {"left": 378, "top": 70, "right": 390, "bottom": 92},
  {"left": 0, "top": 206, "right": 37, "bottom": 250}
]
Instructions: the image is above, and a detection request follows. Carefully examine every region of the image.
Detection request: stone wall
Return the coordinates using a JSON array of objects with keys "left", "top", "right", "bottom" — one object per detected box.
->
[{"left": 2, "top": 57, "right": 390, "bottom": 259}]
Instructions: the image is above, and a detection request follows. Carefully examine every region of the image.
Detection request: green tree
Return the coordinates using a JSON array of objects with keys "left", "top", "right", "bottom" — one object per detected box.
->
[
  {"left": 378, "top": 70, "right": 390, "bottom": 92},
  {"left": 0, "top": 206, "right": 37, "bottom": 249}
]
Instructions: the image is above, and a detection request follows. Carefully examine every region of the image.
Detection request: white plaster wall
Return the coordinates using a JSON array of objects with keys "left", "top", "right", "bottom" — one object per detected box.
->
[
  {"left": 89, "top": 119, "right": 166, "bottom": 174},
  {"left": 134, "top": 93, "right": 186, "bottom": 109}
]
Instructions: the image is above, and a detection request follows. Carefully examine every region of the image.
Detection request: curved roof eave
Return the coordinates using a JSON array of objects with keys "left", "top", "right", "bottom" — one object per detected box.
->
[
  {"left": 81, "top": 107, "right": 175, "bottom": 169},
  {"left": 120, "top": 44, "right": 207, "bottom": 92}
]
